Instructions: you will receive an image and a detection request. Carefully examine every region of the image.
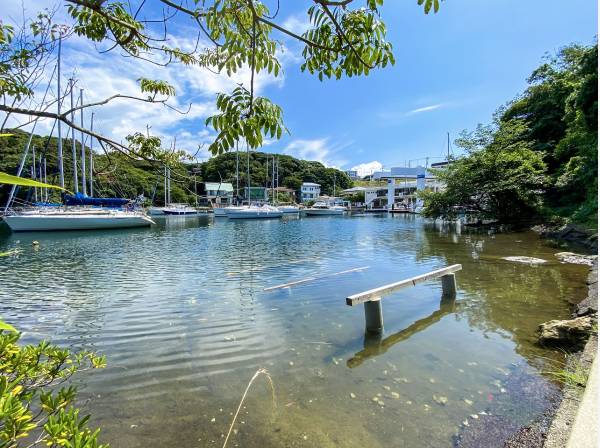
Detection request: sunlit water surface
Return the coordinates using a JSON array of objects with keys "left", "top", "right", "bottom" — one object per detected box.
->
[{"left": 0, "top": 214, "right": 589, "bottom": 447}]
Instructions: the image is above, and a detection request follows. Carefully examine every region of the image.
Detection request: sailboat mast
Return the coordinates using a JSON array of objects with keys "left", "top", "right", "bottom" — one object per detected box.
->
[
  {"left": 70, "top": 79, "right": 78, "bottom": 193},
  {"left": 235, "top": 141, "right": 239, "bottom": 205},
  {"left": 32, "top": 146, "right": 37, "bottom": 202},
  {"left": 163, "top": 165, "right": 167, "bottom": 205},
  {"left": 246, "top": 142, "right": 250, "bottom": 203},
  {"left": 447, "top": 131, "right": 450, "bottom": 161},
  {"left": 4, "top": 63, "right": 56, "bottom": 211},
  {"left": 43, "top": 156, "right": 48, "bottom": 202},
  {"left": 80, "top": 88, "right": 86, "bottom": 195},
  {"left": 272, "top": 155, "right": 275, "bottom": 204},
  {"left": 57, "top": 37, "right": 65, "bottom": 188},
  {"left": 89, "top": 112, "right": 94, "bottom": 197}
]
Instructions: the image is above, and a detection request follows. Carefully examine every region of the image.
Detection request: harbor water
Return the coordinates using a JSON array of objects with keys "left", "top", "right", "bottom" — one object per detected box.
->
[{"left": 0, "top": 214, "right": 589, "bottom": 447}]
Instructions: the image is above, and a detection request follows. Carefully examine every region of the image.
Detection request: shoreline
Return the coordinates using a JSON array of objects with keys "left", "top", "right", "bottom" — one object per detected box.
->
[{"left": 506, "top": 260, "right": 598, "bottom": 447}]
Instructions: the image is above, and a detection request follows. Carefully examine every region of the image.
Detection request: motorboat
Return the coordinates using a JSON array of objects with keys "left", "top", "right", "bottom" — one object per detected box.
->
[
  {"left": 2, "top": 207, "right": 155, "bottom": 232},
  {"left": 224, "top": 204, "right": 283, "bottom": 219},
  {"left": 277, "top": 205, "right": 300, "bottom": 214},
  {"left": 304, "top": 202, "right": 345, "bottom": 216},
  {"left": 162, "top": 204, "right": 198, "bottom": 215}
]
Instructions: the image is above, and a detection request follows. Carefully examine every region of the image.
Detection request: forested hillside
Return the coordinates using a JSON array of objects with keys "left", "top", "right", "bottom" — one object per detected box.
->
[
  {"left": 422, "top": 43, "right": 597, "bottom": 227},
  {"left": 0, "top": 130, "right": 351, "bottom": 205}
]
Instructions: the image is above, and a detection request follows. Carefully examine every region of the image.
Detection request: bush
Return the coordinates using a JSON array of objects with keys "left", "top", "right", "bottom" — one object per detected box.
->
[{"left": 0, "top": 320, "right": 107, "bottom": 448}]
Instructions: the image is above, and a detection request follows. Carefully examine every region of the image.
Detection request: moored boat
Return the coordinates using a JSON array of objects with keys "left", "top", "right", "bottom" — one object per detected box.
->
[
  {"left": 277, "top": 205, "right": 300, "bottom": 214},
  {"left": 162, "top": 204, "right": 198, "bottom": 215},
  {"left": 3, "top": 208, "right": 154, "bottom": 232},
  {"left": 224, "top": 204, "right": 283, "bottom": 219},
  {"left": 304, "top": 202, "right": 345, "bottom": 216}
]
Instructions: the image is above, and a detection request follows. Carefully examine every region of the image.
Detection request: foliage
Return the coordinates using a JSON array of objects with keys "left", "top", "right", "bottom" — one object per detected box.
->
[
  {"left": 343, "top": 191, "right": 365, "bottom": 204},
  {"left": 0, "top": 320, "right": 107, "bottom": 447},
  {"left": 423, "top": 43, "right": 597, "bottom": 226},
  {"left": 1, "top": 0, "right": 441, "bottom": 157},
  {"left": 205, "top": 87, "right": 287, "bottom": 154},
  {"left": 0, "top": 129, "right": 352, "bottom": 206}
]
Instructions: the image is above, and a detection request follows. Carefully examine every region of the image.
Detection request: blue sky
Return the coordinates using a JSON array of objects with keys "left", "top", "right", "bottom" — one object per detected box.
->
[{"left": 3, "top": 0, "right": 598, "bottom": 174}]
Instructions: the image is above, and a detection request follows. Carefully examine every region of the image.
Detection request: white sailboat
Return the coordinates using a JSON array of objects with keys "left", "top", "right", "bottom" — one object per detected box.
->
[
  {"left": 225, "top": 204, "right": 283, "bottom": 219},
  {"left": 162, "top": 203, "right": 198, "bottom": 215},
  {"left": 2, "top": 43, "right": 155, "bottom": 233},
  {"left": 3, "top": 208, "right": 154, "bottom": 232}
]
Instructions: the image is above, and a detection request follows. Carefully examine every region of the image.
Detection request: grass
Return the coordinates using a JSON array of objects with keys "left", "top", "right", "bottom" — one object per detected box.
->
[{"left": 542, "top": 353, "right": 591, "bottom": 388}]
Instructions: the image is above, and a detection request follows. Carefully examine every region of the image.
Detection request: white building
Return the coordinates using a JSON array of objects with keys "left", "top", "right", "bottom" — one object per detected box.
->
[{"left": 301, "top": 182, "right": 321, "bottom": 202}]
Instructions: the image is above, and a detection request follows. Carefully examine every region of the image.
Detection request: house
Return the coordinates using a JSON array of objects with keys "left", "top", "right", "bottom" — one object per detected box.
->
[
  {"left": 300, "top": 182, "right": 320, "bottom": 202},
  {"left": 201, "top": 182, "right": 234, "bottom": 205},
  {"left": 375, "top": 166, "right": 445, "bottom": 210}
]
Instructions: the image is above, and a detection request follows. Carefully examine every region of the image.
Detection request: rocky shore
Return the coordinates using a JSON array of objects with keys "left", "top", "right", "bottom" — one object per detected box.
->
[
  {"left": 532, "top": 223, "right": 598, "bottom": 253},
  {"left": 507, "top": 260, "right": 598, "bottom": 448},
  {"left": 455, "top": 258, "right": 597, "bottom": 448}
]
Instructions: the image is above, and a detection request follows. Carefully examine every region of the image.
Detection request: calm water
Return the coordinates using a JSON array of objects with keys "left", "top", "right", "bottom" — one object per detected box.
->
[{"left": 0, "top": 214, "right": 589, "bottom": 447}]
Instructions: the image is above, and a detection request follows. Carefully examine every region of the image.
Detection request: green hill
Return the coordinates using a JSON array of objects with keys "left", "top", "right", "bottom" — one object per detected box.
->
[{"left": 0, "top": 129, "right": 352, "bottom": 205}]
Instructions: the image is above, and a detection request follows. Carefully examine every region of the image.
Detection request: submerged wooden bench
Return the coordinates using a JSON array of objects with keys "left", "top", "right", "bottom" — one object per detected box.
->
[{"left": 346, "top": 264, "right": 462, "bottom": 334}]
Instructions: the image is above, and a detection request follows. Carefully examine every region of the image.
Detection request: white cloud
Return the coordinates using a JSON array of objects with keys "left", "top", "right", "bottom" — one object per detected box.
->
[
  {"left": 2, "top": 25, "right": 293, "bottom": 160},
  {"left": 351, "top": 161, "right": 383, "bottom": 177},
  {"left": 282, "top": 138, "right": 350, "bottom": 167},
  {"left": 281, "top": 14, "right": 311, "bottom": 36},
  {"left": 406, "top": 103, "right": 444, "bottom": 115}
]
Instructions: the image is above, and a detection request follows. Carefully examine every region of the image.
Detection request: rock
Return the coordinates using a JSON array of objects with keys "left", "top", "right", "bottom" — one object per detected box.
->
[
  {"left": 390, "top": 392, "right": 400, "bottom": 399},
  {"left": 538, "top": 315, "right": 596, "bottom": 350},
  {"left": 433, "top": 395, "right": 448, "bottom": 405},
  {"left": 464, "top": 399, "right": 473, "bottom": 406},
  {"left": 502, "top": 256, "right": 547, "bottom": 265},
  {"left": 350, "top": 392, "right": 356, "bottom": 399},
  {"left": 554, "top": 252, "right": 597, "bottom": 266}
]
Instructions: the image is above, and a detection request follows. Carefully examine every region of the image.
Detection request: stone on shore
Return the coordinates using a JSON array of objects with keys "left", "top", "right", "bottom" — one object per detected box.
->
[
  {"left": 538, "top": 316, "right": 596, "bottom": 351},
  {"left": 554, "top": 252, "right": 598, "bottom": 266}
]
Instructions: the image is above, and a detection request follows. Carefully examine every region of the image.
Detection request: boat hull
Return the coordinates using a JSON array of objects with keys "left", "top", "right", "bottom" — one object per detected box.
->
[
  {"left": 304, "top": 209, "right": 344, "bottom": 216},
  {"left": 225, "top": 209, "right": 283, "bottom": 219},
  {"left": 162, "top": 210, "right": 198, "bottom": 215},
  {"left": 3, "top": 214, "right": 154, "bottom": 232}
]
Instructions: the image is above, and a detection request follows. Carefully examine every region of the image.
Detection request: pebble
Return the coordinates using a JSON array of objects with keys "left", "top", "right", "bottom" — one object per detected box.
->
[
  {"left": 394, "top": 377, "right": 409, "bottom": 383},
  {"left": 406, "top": 400, "right": 413, "bottom": 405},
  {"left": 462, "top": 419, "right": 469, "bottom": 427},
  {"left": 350, "top": 393, "right": 356, "bottom": 399},
  {"left": 470, "top": 414, "right": 479, "bottom": 419},
  {"left": 211, "top": 418, "right": 216, "bottom": 423},
  {"left": 391, "top": 392, "right": 400, "bottom": 399},
  {"left": 464, "top": 399, "right": 473, "bottom": 406},
  {"left": 433, "top": 395, "right": 448, "bottom": 405},
  {"left": 382, "top": 385, "right": 391, "bottom": 391},
  {"left": 289, "top": 361, "right": 294, "bottom": 366},
  {"left": 130, "top": 424, "right": 138, "bottom": 428},
  {"left": 423, "top": 404, "right": 430, "bottom": 411},
  {"left": 429, "top": 378, "right": 436, "bottom": 383},
  {"left": 467, "top": 362, "right": 478, "bottom": 367}
]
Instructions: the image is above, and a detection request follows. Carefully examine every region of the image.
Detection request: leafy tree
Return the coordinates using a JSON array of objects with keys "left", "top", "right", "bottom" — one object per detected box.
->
[
  {"left": 421, "top": 119, "right": 547, "bottom": 223},
  {"left": 0, "top": 321, "right": 107, "bottom": 448},
  {"left": 1, "top": 0, "right": 441, "bottom": 163},
  {"left": 423, "top": 43, "right": 597, "bottom": 226}
]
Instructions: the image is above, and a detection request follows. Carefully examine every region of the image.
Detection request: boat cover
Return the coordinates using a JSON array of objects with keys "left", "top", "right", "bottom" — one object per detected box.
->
[{"left": 64, "top": 192, "right": 130, "bottom": 208}]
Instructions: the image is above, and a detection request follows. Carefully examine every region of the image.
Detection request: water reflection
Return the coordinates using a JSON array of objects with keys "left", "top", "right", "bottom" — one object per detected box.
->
[
  {"left": 348, "top": 295, "right": 459, "bottom": 368},
  {"left": 0, "top": 215, "right": 590, "bottom": 447}
]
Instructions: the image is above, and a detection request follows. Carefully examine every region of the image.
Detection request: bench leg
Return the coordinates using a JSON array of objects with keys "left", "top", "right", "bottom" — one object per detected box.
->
[
  {"left": 364, "top": 298, "right": 384, "bottom": 334},
  {"left": 441, "top": 273, "right": 457, "bottom": 298}
]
